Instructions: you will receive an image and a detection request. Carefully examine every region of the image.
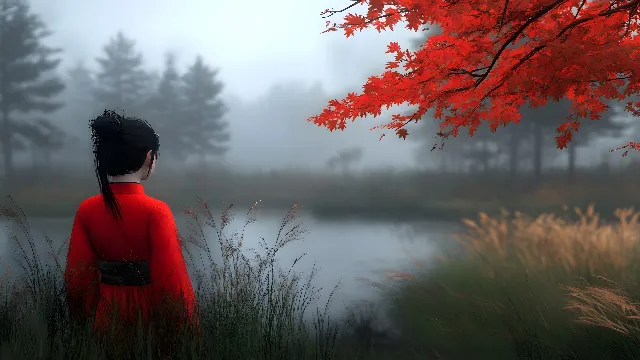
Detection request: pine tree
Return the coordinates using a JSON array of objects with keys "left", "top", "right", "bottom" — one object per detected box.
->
[
  {"left": 182, "top": 55, "right": 229, "bottom": 157},
  {"left": 0, "top": 0, "right": 65, "bottom": 182},
  {"left": 67, "top": 61, "right": 94, "bottom": 104},
  {"left": 43, "top": 61, "right": 98, "bottom": 165},
  {"left": 147, "top": 53, "right": 186, "bottom": 160},
  {"left": 63, "top": 61, "right": 97, "bottom": 136},
  {"left": 94, "top": 31, "right": 149, "bottom": 116}
]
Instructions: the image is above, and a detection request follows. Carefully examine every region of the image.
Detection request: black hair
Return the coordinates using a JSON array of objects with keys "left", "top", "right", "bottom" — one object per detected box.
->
[{"left": 90, "top": 110, "right": 160, "bottom": 221}]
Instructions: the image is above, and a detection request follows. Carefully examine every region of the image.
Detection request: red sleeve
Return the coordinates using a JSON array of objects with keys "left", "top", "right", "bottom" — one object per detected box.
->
[
  {"left": 64, "top": 205, "right": 100, "bottom": 320},
  {"left": 148, "top": 202, "right": 198, "bottom": 325}
]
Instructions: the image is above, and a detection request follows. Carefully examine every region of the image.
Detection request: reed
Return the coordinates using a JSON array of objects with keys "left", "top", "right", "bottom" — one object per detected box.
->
[
  {"left": 383, "top": 205, "right": 640, "bottom": 359},
  {"left": 0, "top": 197, "right": 342, "bottom": 359},
  {"left": 5, "top": 193, "right": 640, "bottom": 359}
]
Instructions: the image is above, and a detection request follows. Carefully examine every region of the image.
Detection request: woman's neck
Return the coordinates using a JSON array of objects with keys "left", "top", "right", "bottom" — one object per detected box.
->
[{"left": 109, "top": 174, "right": 142, "bottom": 183}]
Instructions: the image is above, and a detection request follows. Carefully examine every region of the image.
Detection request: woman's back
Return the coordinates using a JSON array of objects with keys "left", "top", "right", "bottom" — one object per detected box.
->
[
  {"left": 80, "top": 183, "right": 154, "bottom": 261},
  {"left": 65, "top": 182, "right": 197, "bottom": 331},
  {"left": 63, "top": 111, "right": 197, "bottom": 334}
]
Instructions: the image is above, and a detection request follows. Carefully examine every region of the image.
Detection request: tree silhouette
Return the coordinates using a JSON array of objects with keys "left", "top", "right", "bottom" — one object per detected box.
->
[
  {"left": 94, "top": 32, "right": 150, "bottom": 116},
  {"left": 326, "top": 147, "right": 363, "bottom": 175},
  {"left": 182, "top": 55, "right": 229, "bottom": 158},
  {"left": 0, "top": 0, "right": 65, "bottom": 182},
  {"left": 147, "top": 53, "right": 186, "bottom": 160}
]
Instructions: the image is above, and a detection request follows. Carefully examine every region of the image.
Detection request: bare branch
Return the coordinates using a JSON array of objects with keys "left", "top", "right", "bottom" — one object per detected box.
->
[
  {"left": 496, "top": 0, "right": 510, "bottom": 35},
  {"left": 575, "top": 0, "right": 587, "bottom": 19},
  {"left": 321, "top": 0, "right": 362, "bottom": 19}
]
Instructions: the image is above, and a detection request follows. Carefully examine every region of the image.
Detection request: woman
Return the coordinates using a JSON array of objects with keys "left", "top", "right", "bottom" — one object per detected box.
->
[{"left": 64, "top": 110, "right": 198, "bottom": 334}]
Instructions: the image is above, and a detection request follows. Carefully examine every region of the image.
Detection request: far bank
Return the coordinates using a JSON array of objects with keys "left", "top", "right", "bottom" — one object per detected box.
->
[{"left": 2, "top": 165, "right": 639, "bottom": 221}]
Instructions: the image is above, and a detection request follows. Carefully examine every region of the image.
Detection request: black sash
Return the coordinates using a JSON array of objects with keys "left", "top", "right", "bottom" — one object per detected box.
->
[{"left": 99, "top": 260, "right": 151, "bottom": 286}]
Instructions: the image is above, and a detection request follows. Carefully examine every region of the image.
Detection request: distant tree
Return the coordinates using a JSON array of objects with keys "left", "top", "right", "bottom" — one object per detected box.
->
[
  {"left": 63, "top": 61, "right": 97, "bottom": 135},
  {"left": 412, "top": 109, "right": 503, "bottom": 174},
  {"left": 459, "top": 126, "right": 501, "bottom": 173},
  {"left": 182, "top": 56, "right": 229, "bottom": 158},
  {"left": 43, "top": 61, "right": 99, "bottom": 165},
  {"left": 412, "top": 115, "right": 458, "bottom": 172},
  {"left": 146, "top": 70, "right": 161, "bottom": 95},
  {"left": 566, "top": 101, "right": 626, "bottom": 181},
  {"left": 94, "top": 31, "right": 149, "bottom": 116},
  {"left": 16, "top": 117, "right": 66, "bottom": 169},
  {"left": 147, "top": 53, "right": 186, "bottom": 160},
  {"left": 519, "top": 101, "right": 571, "bottom": 180},
  {"left": 67, "top": 61, "right": 94, "bottom": 99},
  {"left": 0, "top": 0, "right": 65, "bottom": 182},
  {"left": 492, "top": 125, "right": 530, "bottom": 178},
  {"left": 326, "top": 147, "right": 363, "bottom": 175}
]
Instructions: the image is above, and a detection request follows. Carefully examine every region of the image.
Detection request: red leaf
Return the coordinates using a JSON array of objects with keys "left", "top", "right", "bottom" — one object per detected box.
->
[
  {"left": 310, "top": 0, "right": 640, "bottom": 153},
  {"left": 386, "top": 41, "right": 401, "bottom": 54}
]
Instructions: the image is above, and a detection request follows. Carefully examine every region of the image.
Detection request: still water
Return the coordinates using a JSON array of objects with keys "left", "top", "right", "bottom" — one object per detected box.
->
[{"left": 0, "top": 209, "right": 461, "bottom": 313}]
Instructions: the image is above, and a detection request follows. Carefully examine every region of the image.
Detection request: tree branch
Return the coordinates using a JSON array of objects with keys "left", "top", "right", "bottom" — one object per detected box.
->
[
  {"left": 449, "top": 66, "right": 491, "bottom": 77},
  {"left": 473, "top": 0, "right": 569, "bottom": 88},
  {"left": 321, "top": 0, "right": 362, "bottom": 19},
  {"left": 496, "top": 0, "right": 510, "bottom": 35},
  {"left": 475, "top": 0, "right": 640, "bottom": 101}
]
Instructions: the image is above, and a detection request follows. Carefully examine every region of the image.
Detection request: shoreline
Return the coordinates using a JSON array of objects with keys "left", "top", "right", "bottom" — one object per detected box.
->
[{"left": 6, "top": 200, "right": 635, "bottom": 222}]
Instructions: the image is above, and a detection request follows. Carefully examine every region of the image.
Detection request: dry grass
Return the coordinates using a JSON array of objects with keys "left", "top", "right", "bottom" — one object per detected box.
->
[
  {"left": 463, "top": 205, "right": 640, "bottom": 348},
  {"left": 456, "top": 205, "right": 640, "bottom": 274},
  {"left": 564, "top": 277, "right": 640, "bottom": 336},
  {"left": 382, "top": 205, "right": 640, "bottom": 358},
  {"left": 458, "top": 205, "right": 640, "bottom": 341}
]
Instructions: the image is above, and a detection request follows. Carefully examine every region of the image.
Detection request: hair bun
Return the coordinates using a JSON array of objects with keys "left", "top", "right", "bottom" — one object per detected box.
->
[{"left": 90, "top": 110, "right": 124, "bottom": 142}]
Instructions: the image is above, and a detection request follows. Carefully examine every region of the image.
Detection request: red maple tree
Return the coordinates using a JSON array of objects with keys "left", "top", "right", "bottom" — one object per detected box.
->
[{"left": 309, "top": 0, "right": 640, "bottom": 154}]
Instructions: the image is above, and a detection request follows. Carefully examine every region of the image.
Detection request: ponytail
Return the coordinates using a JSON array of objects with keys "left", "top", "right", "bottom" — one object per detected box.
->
[
  {"left": 95, "top": 147, "right": 123, "bottom": 222},
  {"left": 90, "top": 110, "right": 125, "bottom": 222}
]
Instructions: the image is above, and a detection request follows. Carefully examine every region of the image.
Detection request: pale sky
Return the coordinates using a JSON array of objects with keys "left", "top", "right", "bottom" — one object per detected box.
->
[
  {"left": 31, "top": 0, "right": 427, "bottom": 169},
  {"left": 33, "top": 0, "right": 418, "bottom": 98}
]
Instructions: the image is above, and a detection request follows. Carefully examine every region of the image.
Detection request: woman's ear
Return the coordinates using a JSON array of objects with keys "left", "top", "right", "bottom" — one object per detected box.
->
[{"left": 145, "top": 150, "right": 153, "bottom": 164}]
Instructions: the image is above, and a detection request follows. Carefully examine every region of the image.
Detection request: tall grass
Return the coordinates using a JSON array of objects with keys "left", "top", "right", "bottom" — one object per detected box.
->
[
  {"left": 0, "top": 197, "right": 343, "bottom": 359},
  {"left": 7, "top": 192, "right": 640, "bottom": 359},
  {"left": 383, "top": 205, "right": 640, "bottom": 359}
]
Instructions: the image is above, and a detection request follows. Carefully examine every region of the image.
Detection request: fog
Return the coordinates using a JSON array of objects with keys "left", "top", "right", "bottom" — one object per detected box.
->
[
  {"left": 26, "top": 0, "right": 423, "bottom": 171},
  {"left": 0, "top": 0, "right": 633, "bottom": 175},
  {"left": 1, "top": 2, "right": 640, "bottom": 352}
]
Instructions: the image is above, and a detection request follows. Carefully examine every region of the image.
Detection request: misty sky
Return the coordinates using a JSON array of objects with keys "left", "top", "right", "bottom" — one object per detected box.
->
[
  {"left": 36, "top": 0, "right": 403, "bottom": 97},
  {"left": 28, "top": 0, "right": 428, "bottom": 169}
]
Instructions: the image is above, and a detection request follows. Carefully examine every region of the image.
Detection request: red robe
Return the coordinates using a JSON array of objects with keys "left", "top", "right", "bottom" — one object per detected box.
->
[{"left": 64, "top": 182, "right": 198, "bottom": 332}]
